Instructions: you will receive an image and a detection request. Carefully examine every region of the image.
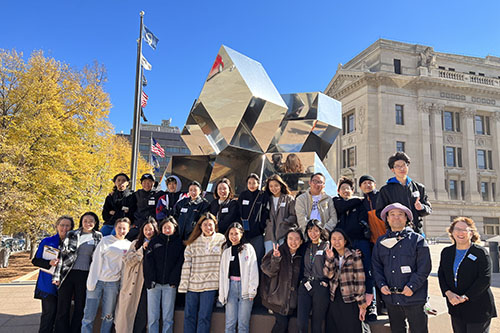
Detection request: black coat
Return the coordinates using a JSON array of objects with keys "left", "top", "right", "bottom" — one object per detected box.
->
[
  {"left": 375, "top": 178, "right": 431, "bottom": 234},
  {"left": 173, "top": 196, "right": 209, "bottom": 241},
  {"left": 143, "top": 233, "right": 185, "bottom": 289},
  {"left": 238, "top": 190, "right": 269, "bottom": 239},
  {"left": 438, "top": 243, "right": 497, "bottom": 323},
  {"left": 209, "top": 199, "right": 240, "bottom": 235},
  {"left": 102, "top": 189, "right": 133, "bottom": 226},
  {"left": 333, "top": 197, "right": 369, "bottom": 241},
  {"left": 127, "top": 189, "right": 161, "bottom": 227}
]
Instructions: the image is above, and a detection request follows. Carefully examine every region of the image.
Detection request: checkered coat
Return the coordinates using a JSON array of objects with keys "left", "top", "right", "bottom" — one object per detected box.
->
[
  {"left": 52, "top": 228, "right": 102, "bottom": 285},
  {"left": 323, "top": 248, "right": 366, "bottom": 305}
]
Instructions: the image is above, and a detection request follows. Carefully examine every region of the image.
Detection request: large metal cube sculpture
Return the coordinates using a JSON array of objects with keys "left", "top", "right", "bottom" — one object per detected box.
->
[{"left": 168, "top": 45, "right": 342, "bottom": 195}]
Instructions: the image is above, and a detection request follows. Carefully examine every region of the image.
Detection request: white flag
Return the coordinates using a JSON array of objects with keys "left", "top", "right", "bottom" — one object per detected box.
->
[{"left": 141, "top": 54, "right": 152, "bottom": 71}]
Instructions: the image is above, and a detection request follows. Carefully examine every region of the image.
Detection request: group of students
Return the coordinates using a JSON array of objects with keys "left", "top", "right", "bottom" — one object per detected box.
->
[{"left": 32, "top": 151, "right": 496, "bottom": 333}]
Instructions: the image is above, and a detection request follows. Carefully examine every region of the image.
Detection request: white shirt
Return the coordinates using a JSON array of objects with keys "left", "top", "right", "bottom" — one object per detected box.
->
[
  {"left": 272, "top": 196, "right": 280, "bottom": 210},
  {"left": 310, "top": 194, "right": 322, "bottom": 221}
]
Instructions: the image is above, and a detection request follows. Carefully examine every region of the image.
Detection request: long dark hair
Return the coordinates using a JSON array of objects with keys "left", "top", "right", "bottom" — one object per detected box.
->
[
  {"left": 265, "top": 174, "right": 291, "bottom": 196},
  {"left": 78, "top": 212, "right": 100, "bottom": 231},
  {"left": 184, "top": 213, "right": 219, "bottom": 246},
  {"left": 329, "top": 228, "right": 352, "bottom": 257},
  {"left": 136, "top": 217, "right": 159, "bottom": 249},
  {"left": 305, "top": 219, "right": 328, "bottom": 243},
  {"left": 223, "top": 222, "right": 247, "bottom": 253}
]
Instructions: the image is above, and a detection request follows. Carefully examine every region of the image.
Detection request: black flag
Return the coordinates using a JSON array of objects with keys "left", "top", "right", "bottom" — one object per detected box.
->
[{"left": 140, "top": 108, "right": 148, "bottom": 122}]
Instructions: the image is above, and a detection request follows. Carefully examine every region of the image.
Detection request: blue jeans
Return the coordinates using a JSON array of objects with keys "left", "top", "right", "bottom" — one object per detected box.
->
[
  {"left": 147, "top": 284, "right": 177, "bottom": 333},
  {"left": 225, "top": 280, "right": 254, "bottom": 333},
  {"left": 100, "top": 225, "right": 115, "bottom": 236},
  {"left": 81, "top": 280, "right": 120, "bottom": 333},
  {"left": 184, "top": 290, "right": 216, "bottom": 333}
]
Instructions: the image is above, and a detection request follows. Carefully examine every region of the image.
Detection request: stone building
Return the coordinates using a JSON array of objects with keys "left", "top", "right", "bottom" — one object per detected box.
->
[
  {"left": 324, "top": 38, "right": 500, "bottom": 238},
  {"left": 119, "top": 119, "right": 190, "bottom": 182}
]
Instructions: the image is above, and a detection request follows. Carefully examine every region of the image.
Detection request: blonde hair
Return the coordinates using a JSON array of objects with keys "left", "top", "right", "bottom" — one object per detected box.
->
[{"left": 447, "top": 217, "right": 481, "bottom": 244}]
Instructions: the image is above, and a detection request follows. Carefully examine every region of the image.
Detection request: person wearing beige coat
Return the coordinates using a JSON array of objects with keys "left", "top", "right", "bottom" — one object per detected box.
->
[{"left": 115, "top": 219, "right": 159, "bottom": 333}]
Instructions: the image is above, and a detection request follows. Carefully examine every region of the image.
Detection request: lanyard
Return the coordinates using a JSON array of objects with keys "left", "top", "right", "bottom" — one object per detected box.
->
[{"left": 454, "top": 247, "right": 470, "bottom": 286}]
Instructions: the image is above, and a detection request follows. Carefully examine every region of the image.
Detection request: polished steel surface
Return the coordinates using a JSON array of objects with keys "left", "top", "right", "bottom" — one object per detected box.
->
[{"left": 172, "top": 46, "right": 342, "bottom": 195}]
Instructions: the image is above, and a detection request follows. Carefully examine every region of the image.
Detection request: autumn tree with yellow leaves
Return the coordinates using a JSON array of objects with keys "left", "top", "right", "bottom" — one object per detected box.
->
[{"left": 0, "top": 49, "right": 150, "bottom": 254}]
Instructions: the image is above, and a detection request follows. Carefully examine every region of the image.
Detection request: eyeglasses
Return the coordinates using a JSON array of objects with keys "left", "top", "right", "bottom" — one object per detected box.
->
[
  {"left": 453, "top": 227, "right": 471, "bottom": 233},
  {"left": 311, "top": 179, "right": 325, "bottom": 185},
  {"left": 393, "top": 163, "right": 408, "bottom": 170}
]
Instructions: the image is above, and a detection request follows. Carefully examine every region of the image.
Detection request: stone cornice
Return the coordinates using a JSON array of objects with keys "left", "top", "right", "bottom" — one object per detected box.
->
[{"left": 328, "top": 70, "right": 500, "bottom": 101}]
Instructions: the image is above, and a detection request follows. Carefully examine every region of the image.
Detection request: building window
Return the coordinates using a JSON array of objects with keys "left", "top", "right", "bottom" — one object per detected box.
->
[
  {"left": 395, "top": 105, "right": 404, "bottom": 125},
  {"left": 396, "top": 141, "right": 405, "bottom": 152},
  {"left": 481, "top": 182, "right": 489, "bottom": 201},
  {"left": 469, "top": 71, "right": 476, "bottom": 75},
  {"left": 438, "top": 66, "right": 446, "bottom": 70},
  {"left": 484, "top": 217, "right": 499, "bottom": 235},
  {"left": 442, "top": 111, "right": 460, "bottom": 132},
  {"left": 444, "top": 146, "right": 462, "bottom": 167},
  {"left": 475, "top": 115, "right": 490, "bottom": 135},
  {"left": 461, "top": 181, "right": 465, "bottom": 200},
  {"left": 394, "top": 59, "right": 401, "bottom": 74},
  {"left": 476, "top": 149, "right": 493, "bottom": 170},
  {"left": 342, "top": 147, "right": 356, "bottom": 168},
  {"left": 342, "top": 111, "right": 355, "bottom": 135},
  {"left": 449, "top": 180, "right": 458, "bottom": 200},
  {"left": 448, "top": 68, "right": 455, "bottom": 71},
  {"left": 493, "top": 183, "right": 496, "bottom": 201}
]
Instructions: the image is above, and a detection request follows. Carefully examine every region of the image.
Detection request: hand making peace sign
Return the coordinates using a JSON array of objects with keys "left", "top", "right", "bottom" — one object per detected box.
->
[
  {"left": 325, "top": 243, "right": 334, "bottom": 259},
  {"left": 272, "top": 243, "right": 281, "bottom": 257}
]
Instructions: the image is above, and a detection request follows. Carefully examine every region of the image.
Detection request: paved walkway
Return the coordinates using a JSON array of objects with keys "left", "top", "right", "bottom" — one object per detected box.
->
[{"left": 0, "top": 244, "right": 499, "bottom": 332}]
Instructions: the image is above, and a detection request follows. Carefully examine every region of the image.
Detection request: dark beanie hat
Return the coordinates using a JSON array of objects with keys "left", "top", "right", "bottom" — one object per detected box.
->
[{"left": 359, "top": 175, "right": 376, "bottom": 186}]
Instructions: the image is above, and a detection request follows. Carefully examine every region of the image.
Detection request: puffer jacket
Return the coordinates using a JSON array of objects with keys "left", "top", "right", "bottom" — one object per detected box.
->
[
  {"left": 260, "top": 243, "right": 303, "bottom": 315},
  {"left": 173, "top": 196, "right": 210, "bottom": 241}
]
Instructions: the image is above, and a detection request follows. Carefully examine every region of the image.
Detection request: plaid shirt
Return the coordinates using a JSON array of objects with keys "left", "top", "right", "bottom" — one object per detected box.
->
[
  {"left": 52, "top": 228, "right": 102, "bottom": 285},
  {"left": 323, "top": 248, "right": 366, "bottom": 305}
]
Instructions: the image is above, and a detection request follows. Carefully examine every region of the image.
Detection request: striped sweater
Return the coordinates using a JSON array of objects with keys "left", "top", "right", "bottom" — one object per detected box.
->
[{"left": 178, "top": 233, "right": 226, "bottom": 293}]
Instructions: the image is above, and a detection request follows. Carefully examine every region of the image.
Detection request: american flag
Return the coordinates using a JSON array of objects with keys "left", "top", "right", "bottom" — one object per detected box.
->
[
  {"left": 151, "top": 138, "right": 165, "bottom": 157},
  {"left": 141, "top": 91, "right": 149, "bottom": 108}
]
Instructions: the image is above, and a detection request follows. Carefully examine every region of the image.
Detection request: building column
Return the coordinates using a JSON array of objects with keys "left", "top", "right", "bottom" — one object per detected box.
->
[
  {"left": 491, "top": 111, "right": 500, "bottom": 201},
  {"left": 463, "top": 107, "right": 481, "bottom": 202},
  {"left": 422, "top": 102, "right": 448, "bottom": 200},
  {"left": 417, "top": 102, "right": 436, "bottom": 200}
]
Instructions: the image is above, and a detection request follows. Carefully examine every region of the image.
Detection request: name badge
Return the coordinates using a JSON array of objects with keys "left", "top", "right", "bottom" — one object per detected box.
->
[
  {"left": 242, "top": 200, "right": 250, "bottom": 205},
  {"left": 304, "top": 281, "right": 312, "bottom": 291},
  {"left": 280, "top": 202, "right": 286, "bottom": 207},
  {"left": 467, "top": 254, "right": 477, "bottom": 261},
  {"left": 148, "top": 200, "right": 155, "bottom": 206},
  {"left": 401, "top": 266, "right": 412, "bottom": 274},
  {"left": 87, "top": 240, "right": 94, "bottom": 245},
  {"left": 316, "top": 250, "right": 324, "bottom": 256},
  {"left": 230, "top": 256, "right": 235, "bottom": 261},
  {"left": 180, "top": 207, "right": 188, "bottom": 213},
  {"left": 221, "top": 207, "right": 229, "bottom": 213},
  {"left": 412, "top": 191, "right": 420, "bottom": 198}
]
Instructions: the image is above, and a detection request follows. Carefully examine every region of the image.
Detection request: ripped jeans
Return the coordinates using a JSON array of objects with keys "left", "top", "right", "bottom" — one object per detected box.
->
[{"left": 81, "top": 280, "right": 120, "bottom": 333}]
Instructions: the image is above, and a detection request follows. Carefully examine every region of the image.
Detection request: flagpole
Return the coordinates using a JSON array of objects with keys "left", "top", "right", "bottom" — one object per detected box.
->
[{"left": 130, "top": 11, "right": 145, "bottom": 191}]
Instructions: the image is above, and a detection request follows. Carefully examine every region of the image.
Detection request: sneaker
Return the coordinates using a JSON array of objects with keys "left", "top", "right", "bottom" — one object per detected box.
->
[{"left": 424, "top": 302, "right": 437, "bottom": 316}]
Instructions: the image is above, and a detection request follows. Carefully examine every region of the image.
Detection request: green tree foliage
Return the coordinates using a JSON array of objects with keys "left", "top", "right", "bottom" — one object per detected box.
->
[{"left": 0, "top": 49, "right": 151, "bottom": 245}]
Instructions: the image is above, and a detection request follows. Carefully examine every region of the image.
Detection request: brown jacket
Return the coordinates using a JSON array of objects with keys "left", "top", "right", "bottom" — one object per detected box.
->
[
  {"left": 324, "top": 248, "right": 366, "bottom": 305},
  {"left": 260, "top": 243, "right": 303, "bottom": 315},
  {"left": 114, "top": 240, "right": 145, "bottom": 332},
  {"left": 264, "top": 194, "right": 297, "bottom": 243}
]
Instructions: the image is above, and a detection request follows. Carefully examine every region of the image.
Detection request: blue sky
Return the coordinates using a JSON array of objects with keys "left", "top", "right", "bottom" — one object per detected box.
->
[{"left": 2, "top": 1, "right": 500, "bottom": 134}]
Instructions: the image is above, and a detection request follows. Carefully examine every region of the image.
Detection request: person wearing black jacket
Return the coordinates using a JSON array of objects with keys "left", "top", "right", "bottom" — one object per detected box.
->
[
  {"left": 238, "top": 173, "right": 269, "bottom": 264},
  {"left": 101, "top": 173, "right": 132, "bottom": 236},
  {"left": 375, "top": 152, "right": 431, "bottom": 234},
  {"left": 438, "top": 217, "right": 497, "bottom": 333},
  {"left": 333, "top": 176, "right": 374, "bottom": 311},
  {"left": 173, "top": 181, "right": 209, "bottom": 241},
  {"left": 156, "top": 175, "right": 183, "bottom": 221},
  {"left": 125, "top": 173, "right": 161, "bottom": 241},
  {"left": 209, "top": 178, "right": 240, "bottom": 235},
  {"left": 144, "top": 216, "right": 185, "bottom": 333}
]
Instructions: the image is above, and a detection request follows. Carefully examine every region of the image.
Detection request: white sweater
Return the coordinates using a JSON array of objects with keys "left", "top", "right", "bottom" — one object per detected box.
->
[
  {"left": 86, "top": 235, "right": 131, "bottom": 291},
  {"left": 218, "top": 243, "right": 259, "bottom": 304}
]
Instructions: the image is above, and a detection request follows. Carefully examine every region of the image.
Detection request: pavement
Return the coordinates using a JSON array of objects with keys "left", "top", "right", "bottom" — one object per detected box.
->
[{"left": 0, "top": 244, "right": 499, "bottom": 332}]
